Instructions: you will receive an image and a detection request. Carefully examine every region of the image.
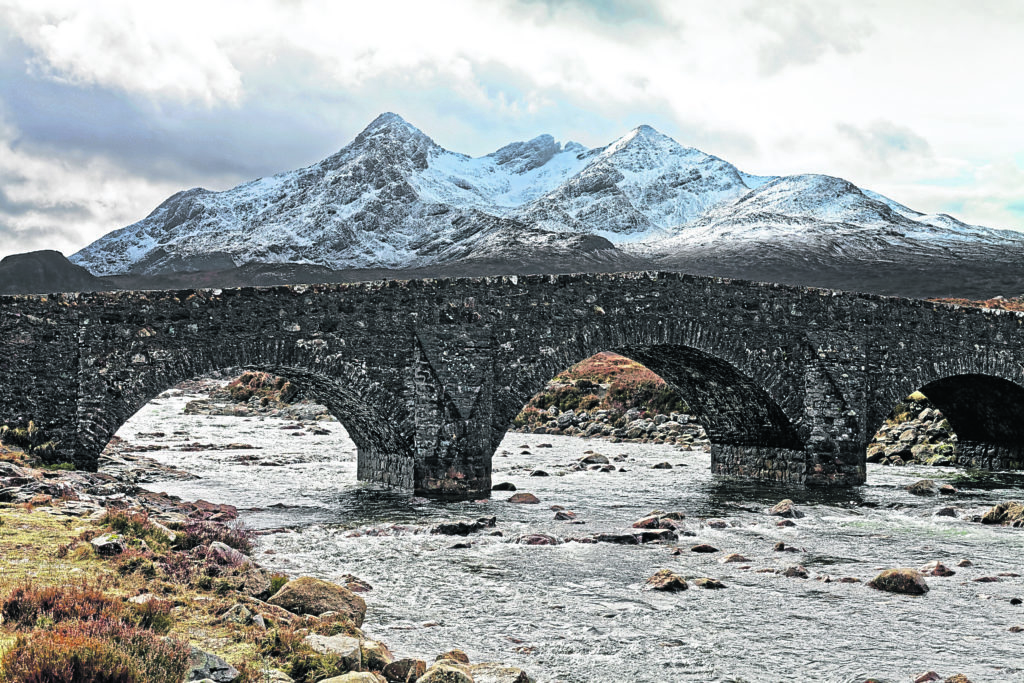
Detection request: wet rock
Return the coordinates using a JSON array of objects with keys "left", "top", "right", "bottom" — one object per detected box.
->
[
  {"left": 906, "top": 479, "right": 939, "bottom": 496},
  {"left": 720, "top": 553, "right": 750, "bottom": 563},
  {"left": 430, "top": 517, "right": 496, "bottom": 536},
  {"left": 515, "top": 533, "right": 560, "bottom": 546},
  {"left": 1011, "top": 626, "right": 1024, "bottom": 633},
  {"left": 636, "top": 529, "right": 677, "bottom": 543},
  {"left": 554, "top": 510, "right": 576, "bottom": 520},
  {"left": 632, "top": 515, "right": 663, "bottom": 529},
  {"left": 644, "top": 569, "right": 689, "bottom": 592},
  {"left": 449, "top": 542, "right": 472, "bottom": 549},
  {"left": 90, "top": 533, "right": 126, "bottom": 556},
  {"left": 267, "top": 576, "right": 366, "bottom": 624},
  {"left": 914, "top": 673, "right": 941, "bottom": 683},
  {"left": 187, "top": 645, "right": 240, "bottom": 682},
  {"left": 651, "top": 462, "right": 673, "bottom": 469},
  {"left": 704, "top": 518, "right": 727, "bottom": 529},
  {"left": 491, "top": 482, "right": 516, "bottom": 491},
  {"left": 507, "top": 493, "right": 539, "bottom": 504},
  {"left": 1011, "top": 597, "right": 1022, "bottom": 605},
  {"left": 529, "top": 470, "right": 549, "bottom": 477},
  {"left": 781, "top": 565, "right": 809, "bottom": 578},
  {"left": 867, "top": 568, "right": 930, "bottom": 595},
  {"left": 692, "top": 577, "right": 726, "bottom": 589},
  {"left": 593, "top": 532, "right": 639, "bottom": 545},
  {"left": 578, "top": 453, "right": 609, "bottom": 465},
  {"left": 468, "top": 662, "right": 530, "bottom": 683},
  {"left": 937, "top": 483, "right": 958, "bottom": 496},
  {"left": 934, "top": 507, "right": 958, "bottom": 517},
  {"left": 766, "top": 499, "right": 804, "bottom": 518},
  {"left": 919, "top": 561, "right": 955, "bottom": 577},
  {"left": 304, "top": 633, "right": 362, "bottom": 670},
  {"left": 773, "top": 542, "right": 799, "bottom": 553},
  {"left": 957, "top": 559, "right": 973, "bottom": 567},
  {"left": 382, "top": 658, "right": 427, "bottom": 683},
  {"left": 972, "top": 576, "right": 1000, "bottom": 582},
  {"left": 776, "top": 519, "right": 796, "bottom": 528},
  {"left": 691, "top": 544, "right": 719, "bottom": 553},
  {"left": 944, "top": 675, "right": 973, "bottom": 683},
  {"left": 980, "top": 501, "right": 1024, "bottom": 527},
  {"left": 340, "top": 574, "right": 373, "bottom": 593},
  {"left": 838, "top": 577, "right": 861, "bottom": 583}
]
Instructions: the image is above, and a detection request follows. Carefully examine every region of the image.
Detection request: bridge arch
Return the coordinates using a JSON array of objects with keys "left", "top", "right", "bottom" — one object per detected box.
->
[
  {"left": 75, "top": 342, "right": 415, "bottom": 489},
  {"left": 870, "top": 372, "right": 1024, "bottom": 471},
  {"left": 487, "top": 317, "right": 814, "bottom": 486}
]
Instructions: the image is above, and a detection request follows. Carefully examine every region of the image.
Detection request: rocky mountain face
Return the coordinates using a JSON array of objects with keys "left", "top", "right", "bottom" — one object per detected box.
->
[{"left": 68, "top": 113, "right": 1024, "bottom": 290}]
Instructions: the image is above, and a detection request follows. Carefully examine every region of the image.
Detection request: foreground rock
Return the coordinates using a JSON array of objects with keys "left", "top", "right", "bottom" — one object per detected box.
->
[
  {"left": 188, "top": 645, "right": 240, "bottom": 682},
  {"left": 981, "top": 501, "right": 1024, "bottom": 527},
  {"left": 267, "top": 576, "right": 367, "bottom": 625},
  {"left": 867, "top": 569, "right": 930, "bottom": 595},
  {"left": 469, "top": 663, "right": 531, "bottom": 683},
  {"left": 383, "top": 659, "right": 427, "bottom": 682},
  {"left": 416, "top": 661, "right": 474, "bottom": 683}
]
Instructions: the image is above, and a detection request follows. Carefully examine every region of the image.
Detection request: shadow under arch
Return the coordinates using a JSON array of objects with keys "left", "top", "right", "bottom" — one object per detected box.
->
[
  {"left": 76, "top": 362, "right": 415, "bottom": 490},
  {"left": 493, "top": 340, "right": 806, "bottom": 483},
  {"left": 914, "top": 374, "right": 1024, "bottom": 469}
]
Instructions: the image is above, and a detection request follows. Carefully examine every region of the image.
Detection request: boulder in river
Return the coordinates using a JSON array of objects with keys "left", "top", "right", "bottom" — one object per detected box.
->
[
  {"left": 919, "top": 561, "right": 955, "bottom": 577},
  {"left": 906, "top": 479, "right": 939, "bottom": 496},
  {"left": 980, "top": 501, "right": 1024, "bottom": 527},
  {"left": 651, "top": 462, "right": 673, "bottom": 469},
  {"left": 944, "top": 675, "right": 974, "bottom": 683},
  {"left": 491, "top": 482, "right": 516, "bottom": 491},
  {"left": 267, "top": 576, "right": 367, "bottom": 624},
  {"left": 515, "top": 533, "right": 560, "bottom": 545},
  {"left": 430, "top": 517, "right": 496, "bottom": 536},
  {"left": 766, "top": 499, "right": 804, "bottom": 518},
  {"left": 720, "top": 553, "right": 750, "bottom": 563},
  {"left": 867, "top": 568, "right": 930, "bottom": 595},
  {"left": 692, "top": 577, "right": 726, "bottom": 589},
  {"left": 691, "top": 544, "right": 719, "bottom": 553},
  {"left": 781, "top": 565, "right": 809, "bottom": 578},
  {"left": 644, "top": 569, "right": 689, "bottom": 592},
  {"left": 579, "top": 453, "right": 609, "bottom": 465},
  {"left": 507, "top": 493, "right": 540, "bottom": 504}
]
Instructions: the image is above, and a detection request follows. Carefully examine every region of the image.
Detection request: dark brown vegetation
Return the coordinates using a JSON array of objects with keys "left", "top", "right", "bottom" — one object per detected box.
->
[{"left": 514, "top": 352, "right": 686, "bottom": 428}]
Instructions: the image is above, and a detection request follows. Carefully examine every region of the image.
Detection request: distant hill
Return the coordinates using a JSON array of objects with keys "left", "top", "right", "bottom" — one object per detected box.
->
[{"left": 0, "top": 250, "right": 106, "bottom": 295}]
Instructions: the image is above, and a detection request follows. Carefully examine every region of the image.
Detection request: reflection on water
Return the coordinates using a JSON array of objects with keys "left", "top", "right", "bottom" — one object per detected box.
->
[{"left": 124, "top": 393, "right": 1024, "bottom": 683}]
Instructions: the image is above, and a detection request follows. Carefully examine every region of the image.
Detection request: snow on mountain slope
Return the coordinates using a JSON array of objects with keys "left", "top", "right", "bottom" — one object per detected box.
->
[{"left": 70, "top": 112, "right": 1024, "bottom": 277}]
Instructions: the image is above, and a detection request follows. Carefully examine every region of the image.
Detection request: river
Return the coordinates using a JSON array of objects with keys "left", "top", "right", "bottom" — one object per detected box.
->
[{"left": 120, "top": 390, "right": 1024, "bottom": 683}]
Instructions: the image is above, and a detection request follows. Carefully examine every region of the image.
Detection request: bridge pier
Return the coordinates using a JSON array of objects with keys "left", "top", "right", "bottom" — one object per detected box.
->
[{"left": 710, "top": 442, "right": 865, "bottom": 487}]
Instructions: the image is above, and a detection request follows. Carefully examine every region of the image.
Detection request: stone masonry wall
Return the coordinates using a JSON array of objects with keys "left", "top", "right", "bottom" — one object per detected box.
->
[{"left": 3, "top": 272, "right": 1024, "bottom": 499}]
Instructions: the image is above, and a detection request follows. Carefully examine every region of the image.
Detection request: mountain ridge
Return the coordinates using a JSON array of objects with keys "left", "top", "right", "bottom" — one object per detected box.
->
[{"left": 68, "top": 112, "right": 1024, "bottom": 286}]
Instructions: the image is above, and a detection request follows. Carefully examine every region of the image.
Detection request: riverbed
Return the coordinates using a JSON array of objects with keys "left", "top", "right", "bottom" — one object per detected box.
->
[{"left": 121, "top": 391, "right": 1024, "bottom": 683}]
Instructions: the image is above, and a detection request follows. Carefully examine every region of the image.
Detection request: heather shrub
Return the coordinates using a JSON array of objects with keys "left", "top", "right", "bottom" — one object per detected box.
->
[
  {"left": 0, "top": 619, "right": 190, "bottom": 683},
  {"left": 1, "top": 581, "right": 121, "bottom": 627},
  {"left": 128, "top": 598, "right": 175, "bottom": 634},
  {"left": 100, "top": 510, "right": 171, "bottom": 551},
  {"left": 174, "top": 520, "right": 255, "bottom": 554}
]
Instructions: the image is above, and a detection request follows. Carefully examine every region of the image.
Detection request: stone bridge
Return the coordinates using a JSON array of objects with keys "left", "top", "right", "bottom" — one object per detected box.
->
[{"left": 2, "top": 271, "right": 1024, "bottom": 500}]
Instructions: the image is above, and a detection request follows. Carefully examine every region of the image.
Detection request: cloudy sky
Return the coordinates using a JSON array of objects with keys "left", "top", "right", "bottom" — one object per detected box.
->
[{"left": 0, "top": 0, "right": 1022, "bottom": 261}]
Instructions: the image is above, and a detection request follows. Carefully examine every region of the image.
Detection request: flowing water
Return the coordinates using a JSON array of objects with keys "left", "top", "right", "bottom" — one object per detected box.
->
[{"left": 123, "top": 391, "right": 1024, "bottom": 682}]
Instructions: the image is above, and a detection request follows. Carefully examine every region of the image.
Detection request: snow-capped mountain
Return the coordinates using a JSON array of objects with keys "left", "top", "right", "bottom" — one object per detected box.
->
[{"left": 70, "top": 112, "right": 1024, "bottom": 280}]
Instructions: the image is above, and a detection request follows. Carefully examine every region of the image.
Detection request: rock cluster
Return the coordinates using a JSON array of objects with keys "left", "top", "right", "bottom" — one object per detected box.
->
[
  {"left": 867, "top": 405, "right": 957, "bottom": 467},
  {"left": 513, "top": 407, "right": 709, "bottom": 448}
]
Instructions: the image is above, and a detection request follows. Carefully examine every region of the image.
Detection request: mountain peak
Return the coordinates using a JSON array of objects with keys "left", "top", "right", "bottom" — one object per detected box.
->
[{"left": 355, "top": 112, "right": 434, "bottom": 145}]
